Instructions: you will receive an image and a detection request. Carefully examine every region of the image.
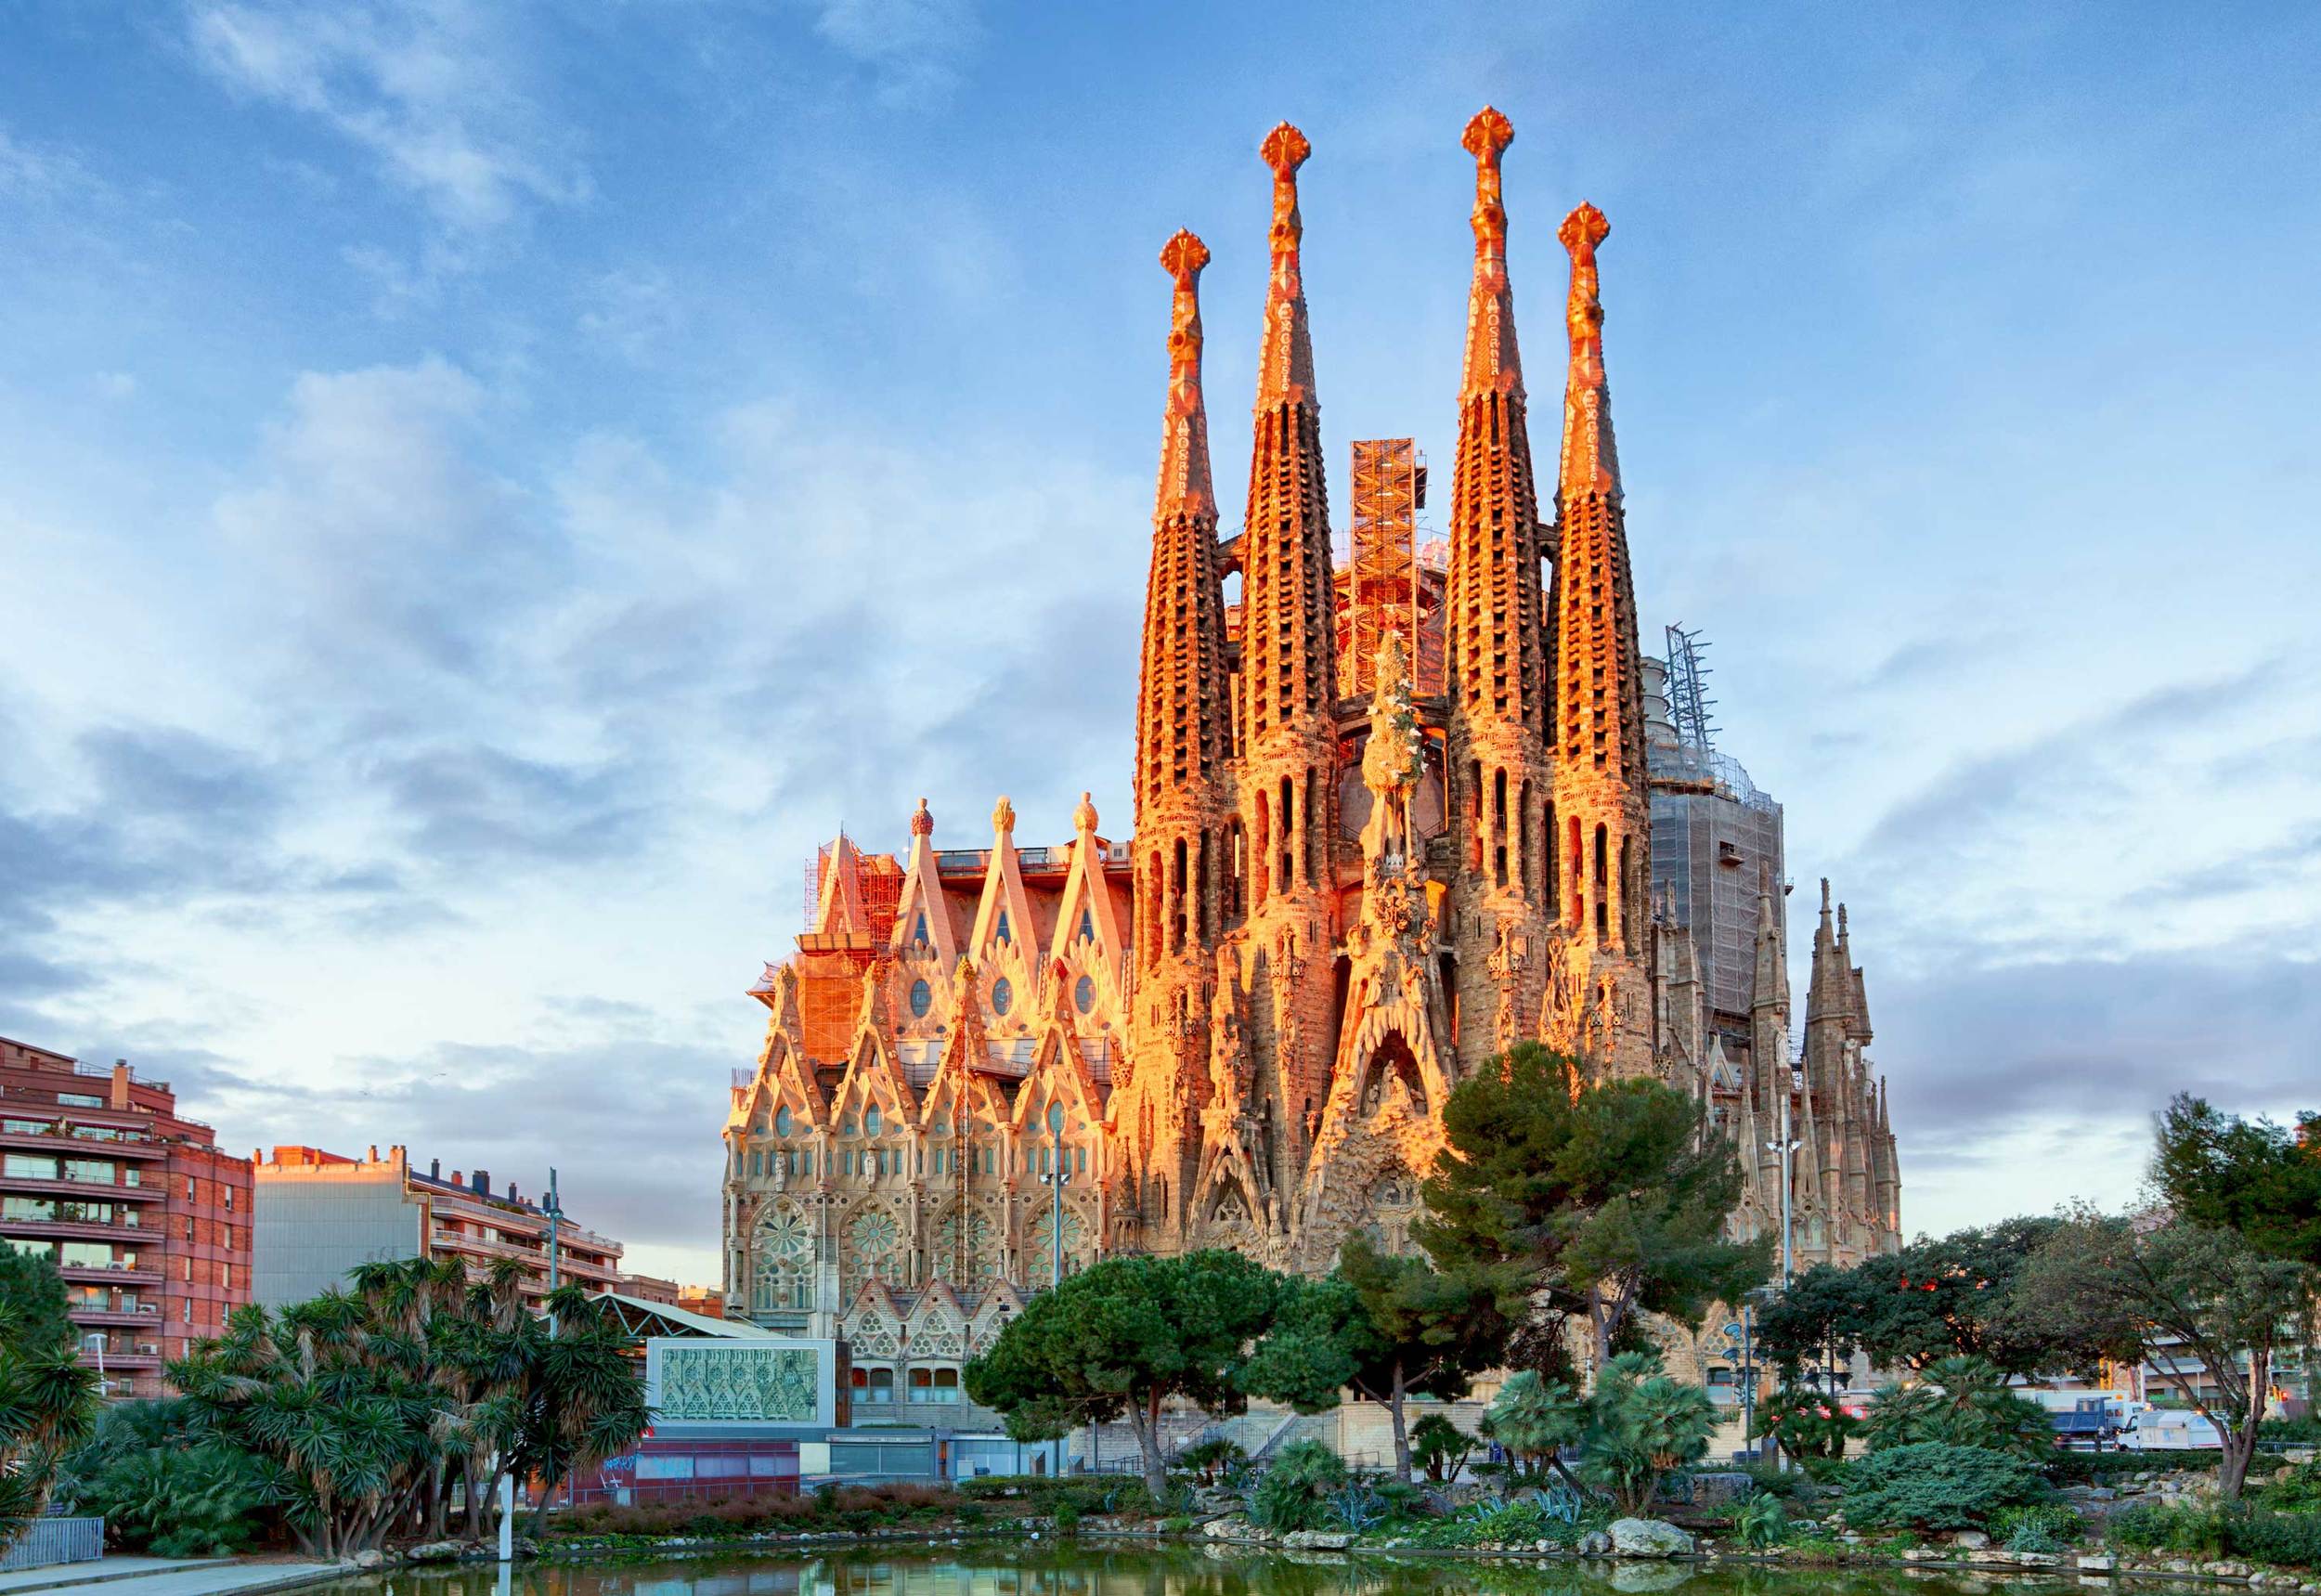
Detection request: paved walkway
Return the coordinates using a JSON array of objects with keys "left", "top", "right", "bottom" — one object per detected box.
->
[{"left": 0, "top": 1560, "right": 346, "bottom": 1596}]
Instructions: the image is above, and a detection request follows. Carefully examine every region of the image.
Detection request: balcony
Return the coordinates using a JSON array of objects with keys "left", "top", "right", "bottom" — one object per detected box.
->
[
  {"left": 0, "top": 1122, "right": 167, "bottom": 1158},
  {"left": 58, "top": 1261, "right": 161, "bottom": 1287},
  {"left": 0, "top": 1213, "right": 150, "bottom": 1244},
  {"left": 0, "top": 1170, "right": 163, "bottom": 1201},
  {"left": 69, "top": 1302, "right": 161, "bottom": 1326}
]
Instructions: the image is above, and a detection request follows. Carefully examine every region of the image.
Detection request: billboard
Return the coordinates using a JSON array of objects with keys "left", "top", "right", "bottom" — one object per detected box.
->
[{"left": 646, "top": 1336, "right": 838, "bottom": 1428}]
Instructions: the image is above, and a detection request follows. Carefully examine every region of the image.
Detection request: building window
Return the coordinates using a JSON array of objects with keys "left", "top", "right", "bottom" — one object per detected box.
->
[
  {"left": 864, "top": 1106, "right": 882, "bottom": 1137},
  {"left": 994, "top": 911, "right": 1011, "bottom": 945},
  {"left": 909, "top": 980, "right": 932, "bottom": 1019},
  {"left": 850, "top": 1366, "right": 895, "bottom": 1404},
  {"left": 774, "top": 1106, "right": 793, "bottom": 1135},
  {"left": 1074, "top": 975, "right": 1096, "bottom": 1014},
  {"left": 3, "top": 1153, "right": 56, "bottom": 1179},
  {"left": 58, "top": 1094, "right": 103, "bottom": 1109},
  {"left": 748, "top": 1150, "right": 762, "bottom": 1177},
  {"left": 222, "top": 1186, "right": 233, "bottom": 1211},
  {"left": 907, "top": 1367, "right": 961, "bottom": 1404},
  {"left": 991, "top": 978, "right": 1013, "bottom": 1017}
]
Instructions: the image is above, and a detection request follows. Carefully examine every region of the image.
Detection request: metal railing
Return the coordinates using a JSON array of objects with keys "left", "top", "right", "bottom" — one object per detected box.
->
[{"left": 0, "top": 1517, "right": 104, "bottom": 1573}]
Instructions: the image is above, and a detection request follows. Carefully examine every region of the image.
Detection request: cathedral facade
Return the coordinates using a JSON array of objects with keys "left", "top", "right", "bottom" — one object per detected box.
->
[{"left": 720, "top": 111, "right": 1900, "bottom": 1409}]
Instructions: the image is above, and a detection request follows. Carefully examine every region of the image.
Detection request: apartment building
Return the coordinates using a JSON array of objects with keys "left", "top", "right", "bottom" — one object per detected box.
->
[
  {"left": 253, "top": 1144, "right": 624, "bottom": 1307},
  {"left": 0, "top": 1038, "right": 253, "bottom": 1398}
]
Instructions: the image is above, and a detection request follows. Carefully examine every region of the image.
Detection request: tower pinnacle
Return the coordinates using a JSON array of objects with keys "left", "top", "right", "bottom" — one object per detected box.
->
[
  {"left": 1255, "top": 123, "right": 1316, "bottom": 410},
  {"left": 1460, "top": 107, "right": 1522, "bottom": 399},
  {"left": 1558, "top": 201, "right": 1619, "bottom": 499},
  {"left": 1156, "top": 229, "right": 1216, "bottom": 521}
]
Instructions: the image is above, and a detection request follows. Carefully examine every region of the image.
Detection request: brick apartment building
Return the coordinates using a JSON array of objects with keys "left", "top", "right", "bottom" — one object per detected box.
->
[
  {"left": 253, "top": 1145, "right": 624, "bottom": 1307},
  {"left": 0, "top": 1037, "right": 253, "bottom": 1399}
]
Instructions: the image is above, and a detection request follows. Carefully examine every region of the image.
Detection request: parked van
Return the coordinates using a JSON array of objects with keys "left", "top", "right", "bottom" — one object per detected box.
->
[{"left": 2121, "top": 1408, "right": 2224, "bottom": 1450}]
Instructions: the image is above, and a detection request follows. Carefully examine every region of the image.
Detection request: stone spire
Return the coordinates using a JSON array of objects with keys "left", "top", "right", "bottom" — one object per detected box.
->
[
  {"left": 1748, "top": 863, "right": 1790, "bottom": 1115},
  {"left": 1441, "top": 107, "right": 1554, "bottom": 1074},
  {"left": 1129, "top": 229, "right": 1234, "bottom": 1253},
  {"left": 1136, "top": 230, "right": 1232, "bottom": 836},
  {"left": 1238, "top": 123, "right": 1338, "bottom": 910},
  {"left": 1548, "top": 201, "right": 1653, "bottom": 1072},
  {"left": 1227, "top": 122, "right": 1339, "bottom": 1218}
]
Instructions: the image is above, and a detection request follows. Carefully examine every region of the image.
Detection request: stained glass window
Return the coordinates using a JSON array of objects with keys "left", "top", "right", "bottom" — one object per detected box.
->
[
  {"left": 909, "top": 979, "right": 932, "bottom": 1018},
  {"left": 1074, "top": 974, "right": 1096, "bottom": 1014},
  {"left": 992, "top": 977, "right": 1013, "bottom": 1017},
  {"left": 774, "top": 1106, "right": 793, "bottom": 1135}
]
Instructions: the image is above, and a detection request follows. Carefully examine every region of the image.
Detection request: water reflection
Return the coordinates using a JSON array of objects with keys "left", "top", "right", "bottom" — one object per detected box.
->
[{"left": 360, "top": 1545, "right": 2206, "bottom": 1596}]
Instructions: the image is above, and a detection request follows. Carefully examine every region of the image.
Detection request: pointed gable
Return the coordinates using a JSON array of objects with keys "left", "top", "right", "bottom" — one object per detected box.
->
[{"left": 891, "top": 798, "right": 962, "bottom": 966}]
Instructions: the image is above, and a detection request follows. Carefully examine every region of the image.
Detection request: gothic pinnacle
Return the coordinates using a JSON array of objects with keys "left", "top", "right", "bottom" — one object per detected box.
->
[
  {"left": 1558, "top": 201, "right": 1621, "bottom": 500},
  {"left": 1155, "top": 228, "right": 1216, "bottom": 521},
  {"left": 1460, "top": 106, "right": 1522, "bottom": 400},
  {"left": 1255, "top": 123, "right": 1316, "bottom": 411}
]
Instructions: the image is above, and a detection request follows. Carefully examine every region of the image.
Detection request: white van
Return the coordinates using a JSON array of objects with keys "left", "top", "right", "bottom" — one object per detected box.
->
[{"left": 2121, "top": 1408, "right": 2224, "bottom": 1450}]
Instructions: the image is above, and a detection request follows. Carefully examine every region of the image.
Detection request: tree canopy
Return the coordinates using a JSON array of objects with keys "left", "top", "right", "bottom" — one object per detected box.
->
[
  {"left": 1418, "top": 1042, "right": 1768, "bottom": 1369},
  {"left": 2020, "top": 1210, "right": 2315, "bottom": 1499},
  {"left": 0, "top": 1248, "right": 75, "bottom": 1356},
  {"left": 2153, "top": 1093, "right": 2321, "bottom": 1266},
  {"left": 1238, "top": 1233, "right": 1499, "bottom": 1481},
  {"left": 1757, "top": 1215, "right": 2129, "bottom": 1380},
  {"left": 0, "top": 1297, "right": 98, "bottom": 1554},
  {"left": 964, "top": 1248, "right": 1285, "bottom": 1497}
]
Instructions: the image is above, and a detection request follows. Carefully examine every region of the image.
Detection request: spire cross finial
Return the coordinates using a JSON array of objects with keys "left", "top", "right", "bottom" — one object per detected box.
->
[
  {"left": 1261, "top": 122, "right": 1309, "bottom": 255},
  {"left": 1560, "top": 201, "right": 1611, "bottom": 380},
  {"left": 1155, "top": 229, "right": 1216, "bottom": 519},
  {"left": 1463, "top": 107, "right": 1514, "bottom": 253}
]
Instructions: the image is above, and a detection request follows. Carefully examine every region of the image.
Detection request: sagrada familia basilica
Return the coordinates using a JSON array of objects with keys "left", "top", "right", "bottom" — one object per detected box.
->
[{"left": 720, "top": 110, "right": 1901, "bottom": 1404}]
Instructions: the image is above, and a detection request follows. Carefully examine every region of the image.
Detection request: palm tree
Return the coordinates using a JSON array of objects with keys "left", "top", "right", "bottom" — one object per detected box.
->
[
  {"left": 0, "top": 1304, "right": 100, "bottom": 1554},
  {"left": 519, "top": 1284, "right": 650, "bottom": 1536},
  {"left": 1863, "top": 1355, "right": 2049, "bottom": 1455},
  {"left": 1479, "top": 1369, "right": 1588, "bottom": 1486}
]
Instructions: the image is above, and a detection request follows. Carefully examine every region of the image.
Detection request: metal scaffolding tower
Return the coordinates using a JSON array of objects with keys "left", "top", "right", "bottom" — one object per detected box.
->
[
  {"left": 1344, "top": 438, "right": 1427, "bottom": 696},
  {"left": 1665, "top": 623, "right": 1718, "bottom": 754}
]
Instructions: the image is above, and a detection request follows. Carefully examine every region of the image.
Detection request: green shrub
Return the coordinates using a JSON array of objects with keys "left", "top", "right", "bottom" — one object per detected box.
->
[
  {"left": 71, "top": 1443, "right": 269, "bottom": 1557},
  {"left": 1841, "top": 1442, "right": 2054, "bottom": 1530},
  {"left": 2224, "top": 1510, "right": 2321, "bottom": 1569},
  {"left": 2046, "top": 1447, "right": 2231, "bottom": 1481},
  {"left": 2107, "top": 1502, "right": 2233, "bottom": 1557},
  {"left": 1052, "top": 1501, "right": 1082, "bottom": 1534},
  {"left": 1731, "top": 1493, "right": 1787, "bottom": 1549},
  {"left": 1992, "top": 1501, "right": 2083, "bottom": 1555},
  {"left": 2255, "top": 1460, "right": 2321, "bottom": 1512},
  {"left": 1251, "top": 1440, "right": 1346, "bottom": 1532},
  {"left": 1734, "top": 1457, "right": 1809, "bottom": 1500},
  {"left": 1177, "top": 1437, "right": 1247, "bottom": 1483}
]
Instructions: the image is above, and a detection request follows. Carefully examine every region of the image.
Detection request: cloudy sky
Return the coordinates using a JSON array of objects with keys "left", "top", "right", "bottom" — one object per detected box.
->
[{"left": 2, "top": 4, "right": 2315, "bottom": 1286}]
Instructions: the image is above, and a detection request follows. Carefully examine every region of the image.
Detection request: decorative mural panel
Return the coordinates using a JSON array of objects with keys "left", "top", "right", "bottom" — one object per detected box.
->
[{"left": 656, "top": 1343, "right": 822, "bottom": 1423}]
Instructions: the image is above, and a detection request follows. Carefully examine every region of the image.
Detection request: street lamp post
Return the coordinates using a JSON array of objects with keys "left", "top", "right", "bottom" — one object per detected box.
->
[
  {"left": 81, "top": 1331, "right": 110, "bottom": 1400},
  {"left": 1768, "top": 1070, "right": 1803, "bottom": 1289},
  {"left": 1041, "top": 1101, "right": 1069, "bottom": 1475},
  {"left": 544, "top": 1166, "right": 564, "bottom": 1337}
]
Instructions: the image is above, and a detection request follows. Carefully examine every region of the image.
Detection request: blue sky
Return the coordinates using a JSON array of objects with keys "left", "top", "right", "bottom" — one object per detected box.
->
[{"left": 2, "top": 3, "right": 2315, "bottom": 1284}]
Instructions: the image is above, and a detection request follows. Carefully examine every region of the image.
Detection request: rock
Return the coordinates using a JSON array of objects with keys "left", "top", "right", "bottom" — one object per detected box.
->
[
  {"left": 406, "top": 1541, "right": 467, "bottom": 1564},
  {"left": 1280, "top": 1530, "right": 1351, "bottom": 1551},
  {"left": 353, "top": 1551, "right": 385, "bottom": 1570},
  {"left": 1954, "top": 1531, "right": 1991, "bottom": 1550},
  {"left": 1609, "top": 1563, "right": 1697, "bottom": 1592},
  {"left": 1608, "top": 1518, "right": 1696, "bottom": 1559},
  {"left": 1578, "top": 1530, "right": 1614, "bottom": 1557},
  {"left": 2078, "top": 1555, "right": 2115, "bottom": 1573}
]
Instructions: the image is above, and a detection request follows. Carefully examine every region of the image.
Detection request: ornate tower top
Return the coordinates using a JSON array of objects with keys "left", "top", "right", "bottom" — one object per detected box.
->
[
  {"left": 1073, "top": 790, "right": 1099, "bottom": 834},
  {"left": 910, "top": 797, "right": 934, "bottom": 837},
  {"left": 1255, "top": 123, "right": 1316, "bottom": 410},
  {"left": 1237, "top": 121, "right": 1336, "bottom": 773},
  {"left": 1156, "top": 229, "right": 1216, "bottom": 521},
  {"left": 1460, "top": 106, "right": 1522, "bottom": 400},
  {"left": 992, "top": 795, "right": 1016, "bottom": 836},
  {"left": 1558, "top": 201, "right": 1620, "bottom": 500}
]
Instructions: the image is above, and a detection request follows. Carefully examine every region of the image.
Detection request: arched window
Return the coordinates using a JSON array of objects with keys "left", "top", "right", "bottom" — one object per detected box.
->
[
  {"left": 1074, "top": 974, "right": 1096, "bottom": 1014},
  {"left": 864, "top": 1105, "right": 883, "bottom": 1137},
  {"left": 909, "top": 979, "right": 932, "bottom": 1018},
  {"left": 991, "top": 977, "right": 1014, "bottom": 1017},
  {"left": 774, "top": 1105, "right": 793, "bottom": 1136},
  {"left": 994, "top": 910, "right": 1012, "bottom": 944}
]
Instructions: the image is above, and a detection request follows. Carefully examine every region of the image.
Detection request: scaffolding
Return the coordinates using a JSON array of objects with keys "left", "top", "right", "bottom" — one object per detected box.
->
[
  {"left": 1665, "top": 623, "right": 1718, "bottom": 754},
  {"left": 1341, "top": 438, "right": 1431, "bottom": 696},
  {"left": 802, "top": 834, "right": 904, "bottom": 942}
]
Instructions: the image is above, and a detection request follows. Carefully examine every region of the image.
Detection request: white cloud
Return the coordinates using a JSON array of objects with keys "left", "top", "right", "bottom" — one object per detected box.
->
[
  {"left": 790, "top": 0, "right": 979, "bottom": 107},
  {"left": 186, "top": 0, "right": 588, "bottom": 235}
]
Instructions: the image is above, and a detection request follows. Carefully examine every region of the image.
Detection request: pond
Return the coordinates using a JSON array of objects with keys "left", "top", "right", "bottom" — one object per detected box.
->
[{"left": 339, "top": 1544, "right": 2211, "bottom": 1596}]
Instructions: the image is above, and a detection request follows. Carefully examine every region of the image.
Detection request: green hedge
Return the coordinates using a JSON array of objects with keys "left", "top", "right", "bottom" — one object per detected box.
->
[
  {"left": 2045, "top": 1448, "right": 2254, "bottom": 1481},
  {"left": 2110, "top": 1502, "right": 2321, "bottom": 1569}
]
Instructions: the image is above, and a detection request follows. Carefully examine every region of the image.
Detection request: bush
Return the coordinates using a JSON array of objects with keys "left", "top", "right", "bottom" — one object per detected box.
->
[
  {"left": 1735, "top": 1457, "right": 1811, "bottom": 1500},
  {"left": 2255, "top": 1460, "right": 2321, "bottom": 1513},
  {"left": 1841, "top": 1442, "right": 2055, "bottom": 1530},
  {"left": 2226, "top": 1511, "right": 2321, "bottom": 1569},
  {"left": 1731, "top": 1493, "right": 1787, "bottom": 1549},
  {"left": 2108, "top": 1502, "right": 2232, "bottom": 1557},
  {"left": 2104, "top": 1500, "right": 2321, "bottom": 1567},
  {"left": 71, "top": 1444, "right": 269, "bottom": 1556},
  {"left": 1992, "top": 1502, "right": 2083, "bottom": 1555},
  {"left": 2046, "top": 1447, "right": 2235, "bottom": 1481},
  {"left": 1251, "top": 1440, "right": 1347, "bottom": 1533}
]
